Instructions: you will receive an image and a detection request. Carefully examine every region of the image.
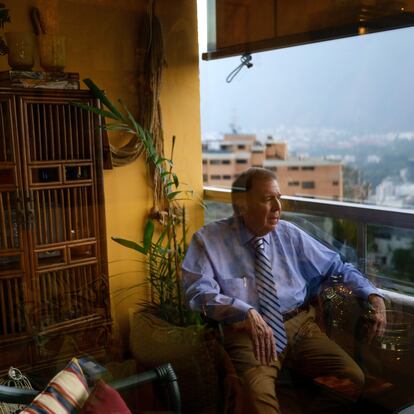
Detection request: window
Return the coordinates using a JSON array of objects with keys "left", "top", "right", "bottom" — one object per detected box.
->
[
  {"left": 302, "top": 181, "right": 315, "bottom": 189},
  {"left": 222, "top": 175, "right": 232, "bottom": 180},
  {"left": 211, "top": 175, "right": 221, "bottom": 180},
  {"left": 236, "top": 159, "right": 247, "bottom": 164},
  {"left": 203, "top": 174, "right": 208, "bottom": 181},
  {"left": 202, "top": 159, "right": 207, "bottom": 164},
  {"left": 222, "top": 160, "right": 231, "bottom": 164},
  {"left": 238, "top": 145, "right": 246, "bottom": 149},
  {"left": 199, "top": 24, "right": 414, "bottom": 210},
  {"left": 199, "top": 20, "right": 414, "bottom": 408},
  {"left": 210, "top": 160, "right": 221, "bottom": 165}
]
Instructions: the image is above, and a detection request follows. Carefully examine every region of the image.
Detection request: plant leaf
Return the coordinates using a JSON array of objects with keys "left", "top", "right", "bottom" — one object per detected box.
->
[
  {"left": 118, "top": 99, "right": 148, "bottom": 142},
  {"left": 71, "top": 101, "right": 119, "bottom": 121},
  {"left": 172, "top": 173, "right": 179, "bottom": 188},
  {"left": 167, "top": 191, "right": 181, "bottom": 200},
  {"left": 161, "top": 171, "right": 172, "bottom": 178},
  {"left": 112, "top": 237, "right": 146, "bottom": 254},
  {"left": 143, "top": 219, "right": 155, "bottom": 251},
  {"left": 104, "top": 123, "right": 131, "bottom": 131},
  {"left": 83, "top": 78, "right": 126, "bottom": 122}
]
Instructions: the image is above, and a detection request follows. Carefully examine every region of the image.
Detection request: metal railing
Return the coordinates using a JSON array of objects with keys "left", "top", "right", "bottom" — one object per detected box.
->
[
  {"left": 204, "top": 186, "right": 414, "bottom": 303},
  {"left": 204, "top": 186, "right": 414, "bottom": 227}
]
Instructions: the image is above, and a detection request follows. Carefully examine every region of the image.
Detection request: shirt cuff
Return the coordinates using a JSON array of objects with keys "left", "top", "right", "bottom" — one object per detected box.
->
[
  {"left": 360, "top": 286, "right": 385, "bottom": 301},
  {"left": 222, "top": 299, "right": 254, "bottom": 324}
]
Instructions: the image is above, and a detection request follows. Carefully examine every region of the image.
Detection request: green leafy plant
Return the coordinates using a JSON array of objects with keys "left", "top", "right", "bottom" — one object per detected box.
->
[{"left": 74, "top": 79, "right": 203, "bottom": 326}]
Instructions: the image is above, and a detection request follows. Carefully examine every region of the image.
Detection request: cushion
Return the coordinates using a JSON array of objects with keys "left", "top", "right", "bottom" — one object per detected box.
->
[
  {"left": 79, "top": 380, "right": 132, "bottom": 414},
  {"left": 21, "top": 357, "right": 89, "bottom": 414}
]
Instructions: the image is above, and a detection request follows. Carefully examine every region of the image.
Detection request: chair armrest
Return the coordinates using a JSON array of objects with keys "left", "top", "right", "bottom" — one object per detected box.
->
[
  {"left": 109, "top": 363, "right": 181, "bottom": 414},
  {"left": 0, "top": 363, "right": 181, "bottom": 414},
  {"left": 0, "top": 384, "right": 38, "bottom": 405}
]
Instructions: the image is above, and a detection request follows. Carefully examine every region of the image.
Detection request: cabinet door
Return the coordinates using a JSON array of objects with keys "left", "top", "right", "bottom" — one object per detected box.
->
[
  {"left": 0, "top": 94, "right": 29, "bottom": 342},
  {"left": 17, "top": 93, "right": 110, "bottom": 339}
]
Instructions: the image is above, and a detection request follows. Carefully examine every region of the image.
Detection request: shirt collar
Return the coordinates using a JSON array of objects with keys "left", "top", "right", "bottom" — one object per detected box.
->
[{"left": 234, "top": 215, "right": 271, "bottom": 246}]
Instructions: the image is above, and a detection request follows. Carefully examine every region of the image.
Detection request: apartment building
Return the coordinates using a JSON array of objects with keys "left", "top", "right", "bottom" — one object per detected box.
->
[{"left": 203, "top": 134, "right": 343, "bottom": 200}]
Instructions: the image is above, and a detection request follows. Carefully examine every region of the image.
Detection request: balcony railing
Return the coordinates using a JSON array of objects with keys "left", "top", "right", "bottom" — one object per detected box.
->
[{"left": 204, "top": 186, "right": 414, "bottom": 303}]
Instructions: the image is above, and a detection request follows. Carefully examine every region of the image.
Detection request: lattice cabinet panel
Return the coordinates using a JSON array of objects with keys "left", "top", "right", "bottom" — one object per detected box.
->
[
  {"left": 0, "top": 98, "right": 15, "bottom": 163},
  {"left": 0, "top": 89, "right": 110, "bottom": 374},
  {"left": 25, "top": 102, "right": 92, "bottom": 162},
  {"left": 0, "top": 191, "right": 20, "bottom": 250},
  {"left": 0, "top": 274, "right": 25, "bottom": 336},
  {"left": 35, "top": 263, "right": 105, "bottom": 329},
  {"left": 32, "top": 186, "right": 96, "bottom": 247}
]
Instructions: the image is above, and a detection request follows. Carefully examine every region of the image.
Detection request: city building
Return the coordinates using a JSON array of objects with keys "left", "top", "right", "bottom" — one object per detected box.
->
[{"left": 203, "top": 134, "right": 343, "bottom": 200}]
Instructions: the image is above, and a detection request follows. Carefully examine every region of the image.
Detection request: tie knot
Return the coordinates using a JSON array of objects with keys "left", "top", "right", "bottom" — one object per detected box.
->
[{"left": 252, "top": 237, "right": 265, "bottom": 251}]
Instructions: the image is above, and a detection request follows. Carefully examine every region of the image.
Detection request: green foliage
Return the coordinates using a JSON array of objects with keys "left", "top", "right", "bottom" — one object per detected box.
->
[
  {"left": 74, "top": 79, "right": 202, "bottom": 326},
  {"left": 392, "top": 243, "right": 414, "bottom": 278}
]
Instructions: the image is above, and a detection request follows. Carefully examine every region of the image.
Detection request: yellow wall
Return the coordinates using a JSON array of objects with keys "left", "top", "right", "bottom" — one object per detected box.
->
[{"left": 2, "top": 0, "right": 203, "bottom": 344}]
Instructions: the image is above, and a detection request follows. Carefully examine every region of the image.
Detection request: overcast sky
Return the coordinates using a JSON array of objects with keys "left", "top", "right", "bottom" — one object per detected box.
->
[{"left": 198, "top": 14, "right": 414, "bottom": 137}]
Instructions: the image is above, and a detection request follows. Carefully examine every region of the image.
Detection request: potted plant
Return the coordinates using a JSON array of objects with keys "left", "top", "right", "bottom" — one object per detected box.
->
[{"left": 75, "top": 80, "right": 225, "bottom": 413}]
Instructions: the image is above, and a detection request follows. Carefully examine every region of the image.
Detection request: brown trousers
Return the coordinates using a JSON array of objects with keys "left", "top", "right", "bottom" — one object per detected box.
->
[{"left": 223, "top": 306, "right": 365, "bottom": 414}]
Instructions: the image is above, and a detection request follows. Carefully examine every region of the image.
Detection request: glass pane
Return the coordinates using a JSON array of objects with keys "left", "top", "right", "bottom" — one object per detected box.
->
[
  {"left": 0, "top": 168, "right": 15, "bottom": 186},
  {"left": 203, "top": 199, "right": 414, "bottom": 293},
  {"left": 282, "top": 212, "right": 359, "bottom": 266},
  {"left": 69, "top": 243, "right": 95, "bottom": 261},
  {"left": 37, "top": 248, "right": 65, "bottom": 267},
  {"left": 0, "top": 254, "right": 21, "bottom": 272},
  {"left": 65, "top": 165, "right": 91, "bottom": 181},
  {"left": 367, "top": 224, "right": 414, "bottom": 295},
  {"left": 31, "top": 166, "right": 60, "bottom": 184},
  {"left": 199, "top": 24, "right": 414, "bottom": 209},
  {"left": 204, "top": 200, "right": 233, "bottom": 224}
]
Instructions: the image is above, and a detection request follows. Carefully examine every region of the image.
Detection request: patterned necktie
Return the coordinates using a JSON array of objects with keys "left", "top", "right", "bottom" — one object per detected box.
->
[{"left": 253, "top": 237, "right": 288, "bottom": 353}]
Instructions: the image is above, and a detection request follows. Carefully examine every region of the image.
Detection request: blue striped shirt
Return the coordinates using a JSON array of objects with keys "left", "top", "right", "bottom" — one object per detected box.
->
[{"left": 182, "top": 217, "right": 380, "bottom": 324}]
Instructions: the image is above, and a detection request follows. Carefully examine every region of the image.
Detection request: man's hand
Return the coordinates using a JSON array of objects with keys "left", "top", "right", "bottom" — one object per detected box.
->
[
  {"left": 246, "top": 308, "right": 277, "bottom": 365},
  {"left": 366, "top": 294, "right": 387, "bottom": 343}
]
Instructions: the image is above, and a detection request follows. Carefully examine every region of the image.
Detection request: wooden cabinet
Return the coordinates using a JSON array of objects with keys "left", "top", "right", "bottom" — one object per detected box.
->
[{"left": 0, "top": 88, "right": 111, "bottom": 374}]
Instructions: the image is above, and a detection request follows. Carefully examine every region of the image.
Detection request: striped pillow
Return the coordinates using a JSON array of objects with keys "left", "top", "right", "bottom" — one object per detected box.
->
[{"left": 21, "top": 357, "right": 89, "bottom": 414}]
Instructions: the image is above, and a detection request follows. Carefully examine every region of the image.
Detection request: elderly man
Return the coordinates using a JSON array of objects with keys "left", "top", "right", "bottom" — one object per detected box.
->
[{"left": 182, "top": 167, "right": 386, "bottom": 413}]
